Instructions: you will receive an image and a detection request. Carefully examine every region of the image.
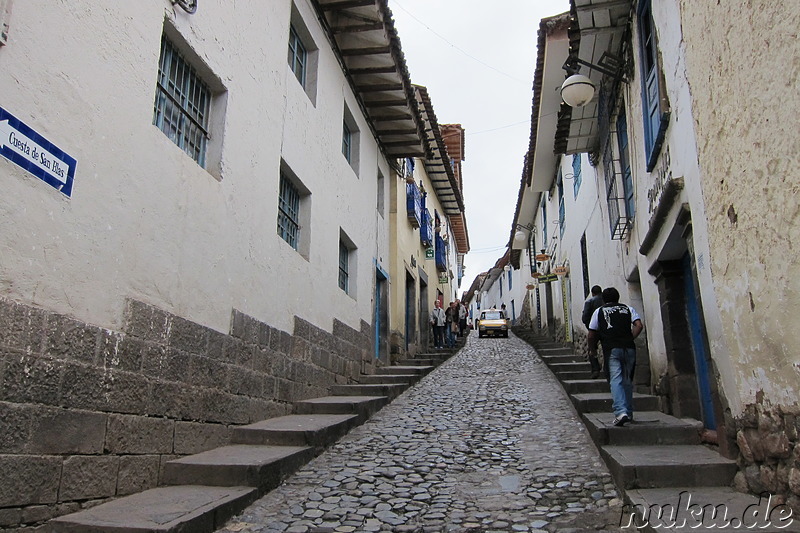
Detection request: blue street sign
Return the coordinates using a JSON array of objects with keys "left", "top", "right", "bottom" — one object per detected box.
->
[{"left": 0, "top": 106, "right": 76, "bottom": 197}]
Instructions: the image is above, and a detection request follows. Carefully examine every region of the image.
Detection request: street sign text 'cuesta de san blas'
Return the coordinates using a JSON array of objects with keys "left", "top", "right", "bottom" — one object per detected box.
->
[{"left": 0, "top": 106, "right": 76, "bottom": 197}]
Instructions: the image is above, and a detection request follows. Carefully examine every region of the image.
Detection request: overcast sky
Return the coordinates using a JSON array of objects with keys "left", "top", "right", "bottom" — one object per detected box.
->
[{"left": 390, "top": 0, "right": 570, "bottom": 292}]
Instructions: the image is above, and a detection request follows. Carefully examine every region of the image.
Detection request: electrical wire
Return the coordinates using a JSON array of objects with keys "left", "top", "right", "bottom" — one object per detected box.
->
[{"left": 392, "top": 1, "right": 530, "bottom": 85}]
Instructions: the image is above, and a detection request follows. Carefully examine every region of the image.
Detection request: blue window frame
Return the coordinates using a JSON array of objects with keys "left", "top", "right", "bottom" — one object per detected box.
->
[
  {"left": 541, "top": 197, "right": 548, "bottom": 248},
  {"left": 435, "top": 233, "right": 447, "bottom": 272},
  {"left": 278, "top": 171, "right": 300, "bottom": 249},
  {"left": 405, "top": 157, "right": 415, "bottom": 177},
  {"left": 572, "top": 154, "right": 582, "bottom": 198},
  {"left": 617, "top": 108, "right": 635, "bottom": 220},
  {"left": 508, "top": 270, "right": 512, "bottom": 290},
  {"left": 638, "top": 0, "right": 669, "bottom": 171},
  {"left": 153, "top": 35, "right": 211, "bottom": 167},
  {"left": 288, "top": 25, "right": 307, "bottom": 87},
  {"left": 420, "top": 207, "right": 433, "bottom": 246},
  {"left": 406, "top": 183, "right": 422, "bottom": 228},
  {"left": 500, "top": 278, "right": 503, "bottom": 297}
]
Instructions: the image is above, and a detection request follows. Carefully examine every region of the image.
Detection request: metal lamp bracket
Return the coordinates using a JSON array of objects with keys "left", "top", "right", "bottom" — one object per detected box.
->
[
  {"left": 172, "top": 0, "right": 197, "bottom": 14},
  {"left": 563, "top": 52, "right": 625, "bottom": 81}
]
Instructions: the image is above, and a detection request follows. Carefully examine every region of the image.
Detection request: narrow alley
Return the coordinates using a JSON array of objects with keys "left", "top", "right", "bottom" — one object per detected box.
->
[{"left": 215, "top": 334, "right": 624, "bottom": 533}]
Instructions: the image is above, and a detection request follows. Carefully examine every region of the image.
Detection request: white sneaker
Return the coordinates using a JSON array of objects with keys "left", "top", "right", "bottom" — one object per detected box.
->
[{"left": 612, "top": 413, "right": 630, "bottom": 427}]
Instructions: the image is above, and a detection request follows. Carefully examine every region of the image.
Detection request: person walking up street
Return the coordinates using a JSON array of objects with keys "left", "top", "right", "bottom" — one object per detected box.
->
[
  {"left": 430, "top": 300, "right": 446, "bottom": 349},
  {"left": 582, "top": 285, "right": 604, "bottom": 379},
  {"left": 587, "top": 287, "right": 643, "bottom": 427},
  {"left": 458, "top": 299, "right": 468, "bottom": 337},
  {"left": 445, "top": 301, "right": 457, "bottom": 348}
]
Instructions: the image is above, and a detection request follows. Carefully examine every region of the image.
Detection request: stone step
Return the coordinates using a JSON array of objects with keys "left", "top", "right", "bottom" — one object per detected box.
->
[
  {"left": 601, "top": 445, "right": 738, "bottom": 490},
  {"left": 561, "top": 379, "right": 609, "bottom": 394},
  {"left": 623, "top": 487, "right": 791, "bottom": 531},
  {"left": 293, "top": 395, "right": 388, "bottom": 423},
  {"left": 570, "top": 392, "right": 661, "bottom": 414},
  {"left": 549, "top": 362, "right": 592, "bottom": 374},
  {"left": 556, "top": 370, "right": 594, "bottom": 381},
  {"left": 50, "top": 485, "right": 257, "bottom": 533},
  {"left": 414, "top": 352, "right": 449, "bottom": 360},
  {"left": 583, "top": 412, "right": 702, "bottom": 447},
  {"left": 536, "top": 347, "right": 574, "bottom": 356},
  {"left": 375, "top": 365, "right": 434, "bottom": 375},
  {"left": 231, "top": 414, "right": 358, "bottom": 448},
  {"left": 396, "top": 358, "right": 437, "bottom": 366},
  {"left": 532, "top": 342, "right": 564, "bottom": 349},
  {"left": 162, "top": 444, "right": 314, "bottom": 491},
  {"left": 541, "top": 354, "right": 584, "bottom": 365},
  {"left": 330, "top": 383, "right": 407, "bottom": 399},
  {"left": 359, "top": 373, "right": 420, "bottom": 385}
]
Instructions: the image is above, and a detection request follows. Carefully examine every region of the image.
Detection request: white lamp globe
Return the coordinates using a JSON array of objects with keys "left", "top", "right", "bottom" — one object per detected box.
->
[
  {"left": 511, "top": 230, "right": 527, "bottom": 250},
  {"left": 561, "top": 74, "right": 595, "bottom": 107}
]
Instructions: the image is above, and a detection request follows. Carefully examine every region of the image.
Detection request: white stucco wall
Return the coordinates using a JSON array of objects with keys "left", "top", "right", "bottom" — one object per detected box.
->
[
  {"left": 678, "top": 0, "right": 800, "bottom": 410},
  {"left": 0, "top": 1, "right": 389, "bottom": 335}
]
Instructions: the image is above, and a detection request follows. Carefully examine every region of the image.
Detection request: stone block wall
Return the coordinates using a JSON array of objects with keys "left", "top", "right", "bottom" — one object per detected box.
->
[
  {"left": 0, "top": 296, "right": 371, "bottom": 529},
  {"left": 733, "top": 402, "right": 800, "bottom": 513}
]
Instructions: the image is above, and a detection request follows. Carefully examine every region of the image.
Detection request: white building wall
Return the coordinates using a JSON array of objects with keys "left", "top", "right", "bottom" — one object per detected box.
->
[{"left": 0, "top": 1, "right": 389, "bottom": 335}]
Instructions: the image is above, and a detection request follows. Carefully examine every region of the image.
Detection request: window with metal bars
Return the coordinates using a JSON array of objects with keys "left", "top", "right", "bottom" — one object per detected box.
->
[
  {"left": 153, "top": 35, "right": 210, "bottom": 166},
  {"left": 288, "top": 25, "right": 307, "bottom": 87},
  {"left": 342, "top": 121, "right": 352, "bottom": 163},
  {"left": 572, "top": 154, "right": 582, "bottom": 198},
  {"left": 278, "top": 171, "right": 301, "bottom": 250},
  {"left": 338, "top": 240, "right": 349, "bottom": 293}
]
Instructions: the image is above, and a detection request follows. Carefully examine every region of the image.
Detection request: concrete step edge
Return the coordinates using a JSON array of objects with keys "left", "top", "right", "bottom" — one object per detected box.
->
[
  {"left": 231, "top": 414, "right": 359, "bottom": 447},
  {"left": 49, "top": 485, "right": 258, "bottom": 533},
  {"left": 162, "top": 444, "right": 314, "bottom": 490}
]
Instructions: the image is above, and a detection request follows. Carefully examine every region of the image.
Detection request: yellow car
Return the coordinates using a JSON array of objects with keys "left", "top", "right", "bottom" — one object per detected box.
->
[{"left": 477, "top": 310, "right": 509, "bottom": 338}]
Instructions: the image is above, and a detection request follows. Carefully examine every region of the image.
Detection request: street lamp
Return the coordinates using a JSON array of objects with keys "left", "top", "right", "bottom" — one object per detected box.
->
[
  {"left": 560, "top": 74, "right": 595, "bottom": 107},
  {"left": 511, "top": 223, "right": 534, "bottom": 250}
]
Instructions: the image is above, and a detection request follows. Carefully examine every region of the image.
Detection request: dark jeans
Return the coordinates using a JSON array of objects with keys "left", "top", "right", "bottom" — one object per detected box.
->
[
  {"left": 433, "top": 325, "right": 445, "bottom": 348},
  {"left": 459, "top": 318, "right": 467, "bottom": 336}
]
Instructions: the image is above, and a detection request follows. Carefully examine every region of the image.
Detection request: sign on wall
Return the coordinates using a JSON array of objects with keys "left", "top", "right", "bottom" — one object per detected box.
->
[
  {"left": 536, "top": 273, "right": 558, "bottom": 284},
  {"left": 425, "top": 247, "right": 434, "bottom": 259},
  {"left": 0, "top": 106, "right": 76, "bottom": 197}
]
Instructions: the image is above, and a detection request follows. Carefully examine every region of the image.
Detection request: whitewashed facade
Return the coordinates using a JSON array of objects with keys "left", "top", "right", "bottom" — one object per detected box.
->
[
  {"left": 0, "top": 0, "right": 427, "bottom": 525},
  {"left": 513, "top": 1, "right": 800, "bottom": 510}
]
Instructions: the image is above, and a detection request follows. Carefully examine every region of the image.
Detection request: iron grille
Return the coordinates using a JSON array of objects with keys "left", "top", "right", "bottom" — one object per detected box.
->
[
  {"left": 338, "top": 241, "right": 349, "bottom": 293},
  {"left": 278, "top": 172, "right": 300, "bottom": 249},
  {"left": 153, "top": 36, "right": 210, "bottom": 166}
]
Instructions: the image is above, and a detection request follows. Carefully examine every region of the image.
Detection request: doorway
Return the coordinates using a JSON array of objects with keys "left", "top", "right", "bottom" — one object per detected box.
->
[
  {"left": 374, "top": 265, "right": 389, "bottom": 363},
  {"left": 404, "top": 272, "right": 416, "bottom": 354},
  {"left": 418, "top": 272, "right": 429, "bottom": 353}
]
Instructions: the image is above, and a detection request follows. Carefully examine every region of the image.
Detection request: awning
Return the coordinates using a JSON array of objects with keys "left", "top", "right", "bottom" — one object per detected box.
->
[{"left": 314, "top": 0, "right": 427, "bottom": 158}]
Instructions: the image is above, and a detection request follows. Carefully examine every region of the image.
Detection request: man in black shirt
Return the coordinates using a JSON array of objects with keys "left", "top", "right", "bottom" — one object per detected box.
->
[{"left": 587, "top": 287, "right": 643, "bottom": 426}]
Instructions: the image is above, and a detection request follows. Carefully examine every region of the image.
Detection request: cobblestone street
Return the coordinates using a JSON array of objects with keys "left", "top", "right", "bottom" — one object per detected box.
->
[{"left": 217, "top": 332, "right": 625, "bottom": 533}]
